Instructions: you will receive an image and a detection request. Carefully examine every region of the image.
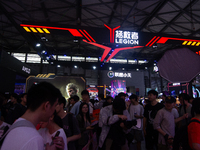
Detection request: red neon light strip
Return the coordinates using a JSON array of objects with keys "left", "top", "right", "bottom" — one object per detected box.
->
[
  {"left": 79, "top": 30, "right": 91, "bottom": 42},
  {"left": 82, "top": 39, "right": 111, "bottom": 62},
  {"left": 106, "top": 46, "right": 144, "bottom": 62},
  {"left": 83, "top": 30, "right": 96, "bottom": 42},
  {"left": 149, "top": 36, "right": 160, "bottom": 47},
  {"left": 157, "top": 37, "right": 200, "bottom": 44},
  {"left": 112, "top": 26, "right": 121, "bottom": 43},
  {"left": 145, "top": 36, "right": 157, "bottom": 46},
  {"left": 20, "top": 24, "right": 83, "bottom": 37},
  {"left": 104, "top": 24, "right": 120, "bottom": 43}
]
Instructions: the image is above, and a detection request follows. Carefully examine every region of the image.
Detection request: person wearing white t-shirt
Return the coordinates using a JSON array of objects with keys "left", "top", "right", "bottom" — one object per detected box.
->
[
  {"left": 128, "top": 94, "right": 144, "bottom": 150},
  {"left": 1, "top": 82, "right": 64, "bottom": 150},
  {"left": 38, "top": 111, "right": 68, "bottom": 150}
]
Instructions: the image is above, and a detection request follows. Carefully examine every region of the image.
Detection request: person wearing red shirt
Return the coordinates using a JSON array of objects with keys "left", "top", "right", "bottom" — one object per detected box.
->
[{"left": 188, "top": 98, "right": 200, "bottom": 150}]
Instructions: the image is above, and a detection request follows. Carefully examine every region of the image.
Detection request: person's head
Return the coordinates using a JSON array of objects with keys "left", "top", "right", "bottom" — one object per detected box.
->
[
  {"left": 118, "top": 92, "right": 126, "bottom": 101},
  {"left": 70, "top": 95, "right": 79, "bottom": 105},
  {"left": 189, "top": 96, "right": 194, "bottom": 104},
  {"left": 148, "top": 90, "right": 158, "bottom": 101},
  {"left": 27, "top": 82, "right": 61, "bottom": 122},
  {"left": 66, "top": 83, "right": 78, "bottom": 97},
  {"left": 40, "top": 111, "right": 63, "bottom": 129},
  {"left": 79, "top": 102, "right": 91, "bottom": 124},
  {"left": 20, "top": 93, "right": 27, "bottom": 105},
  {"left": 98, "top": 94, "right": 104, "bottom": 101},
  {"left": 106, "top": 96, "right": 113, "bottom": 104},
  {"left": 162, "top": 93, "right": 166, "bottom": 101},
  {"left": 11, "top": 93, "right": 19, "bottom": 104},
  {"left": 179, "top": 93, "right": 190, "bottom": 105},
  {"left": 81, "top": 90, "right": 90, "bottom": 102},
  {"left": 192, "top": 98, "right": 200, "bottom": 114},
  {"left": 165, "top": 96, "right": 176, "bottom": 111},
  {"left": 56, "top": 96, "right": 66, "bottom": 113},
  {"left": 129, "top": 94, "right": 138, "bottom": 104},
  {"left": 113, "top": 98, "right": 126, "bottom": 114}
]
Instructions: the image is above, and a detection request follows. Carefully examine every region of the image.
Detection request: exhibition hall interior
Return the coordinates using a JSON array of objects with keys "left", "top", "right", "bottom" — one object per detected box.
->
[{"left": 0, "top": 0, "right": 200, "bottom": 150}]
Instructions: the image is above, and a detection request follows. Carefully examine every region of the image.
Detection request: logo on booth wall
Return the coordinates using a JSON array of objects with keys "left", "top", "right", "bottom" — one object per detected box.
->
[{"left": 107, "top": 71, "right": 115, "bottom": 78}]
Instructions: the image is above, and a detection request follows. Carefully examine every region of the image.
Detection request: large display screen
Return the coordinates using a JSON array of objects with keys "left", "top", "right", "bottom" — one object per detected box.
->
[
  {"left": 111, "top": 80, "right": 126, "bottom": 98},
  {"left": 26, "top": 76, "right": 85, "bottom": 100}
]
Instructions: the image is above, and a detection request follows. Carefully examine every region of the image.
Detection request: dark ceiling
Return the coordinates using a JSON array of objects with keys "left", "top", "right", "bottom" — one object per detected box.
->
[{"left": 0, "top": 0, "right": 200, "bottom": 67}]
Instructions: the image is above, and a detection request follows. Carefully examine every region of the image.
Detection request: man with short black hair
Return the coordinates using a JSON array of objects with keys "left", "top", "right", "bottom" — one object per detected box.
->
[
  {"left": 70, "top": 90, "right": 91, "bottom": 116},
  {"left": 143, "top": 90, "right": 164, "bottom": 150},
  {"left": 154, "top": 96, "right": 188, "bottom": 150},
  {"left": 1, "top": 82, "right": 64, "bottom": 150},
  {"left": 56, "top": 96, "right": 81, "bottom": 150}
]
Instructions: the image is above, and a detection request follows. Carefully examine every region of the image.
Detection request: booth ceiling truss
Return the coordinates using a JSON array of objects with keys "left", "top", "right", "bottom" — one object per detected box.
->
[{"left": 0, "top": 0, "right": 200, "bottom": 69}]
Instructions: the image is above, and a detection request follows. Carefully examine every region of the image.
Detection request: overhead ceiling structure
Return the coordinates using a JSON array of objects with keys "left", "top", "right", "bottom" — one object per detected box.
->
[{"left": 0, "top": 0, "right": 200, "bottom": 69}]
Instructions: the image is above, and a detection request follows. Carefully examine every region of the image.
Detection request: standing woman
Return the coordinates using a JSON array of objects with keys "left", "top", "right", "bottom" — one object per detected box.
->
[{"left": 76, "top": 102, "right": 94, "bottom": 150}]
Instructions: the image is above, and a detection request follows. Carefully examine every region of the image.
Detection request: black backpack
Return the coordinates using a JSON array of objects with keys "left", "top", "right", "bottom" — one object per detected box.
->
[{"left": 173, "top": 119, "right": 200, "bottom": 150}]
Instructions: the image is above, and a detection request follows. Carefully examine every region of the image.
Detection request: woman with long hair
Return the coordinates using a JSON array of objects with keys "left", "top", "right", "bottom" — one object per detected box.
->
[
  {"left": 76, "top": 102, "right": 93, "bottom": 150},
  {"left": 38, "top": 111, "right": 68, "bottom": 150}
]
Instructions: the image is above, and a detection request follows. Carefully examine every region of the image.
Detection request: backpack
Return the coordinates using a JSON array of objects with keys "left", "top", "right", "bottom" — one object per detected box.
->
[
  {"left": 173, "top": 119, "right": 200, "bottom": 150},
  {"left": 0, "top": 120, "right": 35, "bottom": 148}
]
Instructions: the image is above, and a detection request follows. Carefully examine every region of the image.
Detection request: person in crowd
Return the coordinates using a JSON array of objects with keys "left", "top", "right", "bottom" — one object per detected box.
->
[
  {"left": 161, "top": 93, "right": 166, "bottom": 105},
  {"left": 1, "top": 82, "right": 64, "bottom": 150},
  {"left": 0, "top": 93, "right": 10, "bottom": 138},
  {"left": 143, "top": 90, "right": 164, "bottom": 150},
  {"left": 5, "top": 93, "right": 22, "bottom": 124},
  {"left": 66, "top": 95, "right": 79, "bottom": 112},
  {"left": 94, "top": 94, "right": 105, "bottom": 110},
  {"left": 76, "top": 102, "right": 93, "bottom": 150},
  {"left": 19, "top": 93, "right": 27, "bottom": 115},
  {"left": 118, "top": 92, "right": 126, "bottom": 101},
  {"left": 154, "top": 96, "right": 188, "bottom": 150},
  {"left": 188, "top": 98, "right": 200, "bottom": 150},
  {"left": 56, "top": 96, "right": 81, "bottom": 150},
  {"left": 70, "top": 90, "right": 91, "bottom": 116},
  {"left": 38, "top": 111, "right": 68, "bottom": 150},
  {"left": 179, "top": 93, "right": 192, "bottom": 127},
  {"left": 189, "top": 96, "right": 194, "bottom": 104},
  {"left": 128, "top": 94, "right": 144, "bottom": 150},
  {"left": 99, "top": 98, "right": 131, "bottom": 150},
  {"left": 66, "top": 83, "right": 79, "bottom": 98},
  {"left": 102, "top": 96, "right": 113, "bottom": 108}
]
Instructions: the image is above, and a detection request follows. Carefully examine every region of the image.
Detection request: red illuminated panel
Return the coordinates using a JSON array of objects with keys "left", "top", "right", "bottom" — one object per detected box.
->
[
  {"left": 83, "top": 30, "right": 96, "bottom": 42},
  {"left": 157, "top": 37, "right": 200, "bottom": 44},
  {"left": 82, "top": 39, "right": 112, "bottom": 61},
  {"left": 145, "top": 36, "right": 157, "bottom": 46},
  {"left": 149, "top": 36, "right": 160, "bottom": 47},
  {"left": 79, "top": 30, "right": 91, "bottom": 42},
  {"left": 20, "top": 24, "right": 83, "bottom": 37},
  {"left": 104, "top": 24, "right": 120, "bottom": 43},
  {"left": 106, "top": 46, "right": 144, "bottom": 62}
]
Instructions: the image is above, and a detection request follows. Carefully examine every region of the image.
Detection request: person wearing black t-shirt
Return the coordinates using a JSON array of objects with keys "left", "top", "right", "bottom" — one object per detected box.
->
[{"left": 143, "top": 90, "right": 164, "bottom": 150}]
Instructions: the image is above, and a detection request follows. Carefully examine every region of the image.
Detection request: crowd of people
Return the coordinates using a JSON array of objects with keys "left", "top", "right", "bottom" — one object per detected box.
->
[{"left": 0, "top": 82, "right": 199, "bottom": 150}]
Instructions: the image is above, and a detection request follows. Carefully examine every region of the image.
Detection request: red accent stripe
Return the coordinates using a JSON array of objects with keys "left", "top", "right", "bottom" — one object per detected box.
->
[
  {"left": 82, "top": 39, "right": 111, "bottom": 62},
  {"left": 20, "top": 24, "right": 83, "bottom": 37},
  {"left": 157, "top": 37, "right": 200, "bottom": 44},
  {"left": 106, "top": 46, "right": 144, "bottom": 62},
  {"left": 112, "top": 26, "right": 120, "bottom": 43},
  {"left": 83, "top": 30, "right": 96, "bottom": 42},
  {"left": 104, "top": 24, "right": 112, "bottom": 43},
  {"left": 149, "top": 36, "right": 160, "bottom": 47},
  {"left": 145, "top": 36, "right": 157, "bottom": 46},
  {"left": 79, "top": 30, "right": 92, "bottom": 42}
]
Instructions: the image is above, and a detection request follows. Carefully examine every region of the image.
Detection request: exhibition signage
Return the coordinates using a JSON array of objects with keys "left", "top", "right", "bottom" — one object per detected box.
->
[{"left": 108, "top": 71, "right": 131, "bottom": 78}]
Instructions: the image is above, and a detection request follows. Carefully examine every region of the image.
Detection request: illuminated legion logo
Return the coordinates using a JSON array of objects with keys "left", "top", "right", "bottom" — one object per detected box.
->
[{"left": 115, "top": 30, "right": 139, "bottom": 45}]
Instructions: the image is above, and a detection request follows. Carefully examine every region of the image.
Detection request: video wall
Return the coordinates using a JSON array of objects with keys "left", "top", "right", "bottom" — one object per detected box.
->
[
  {"left": 111, "top": 80, "right": 126, "bottom": 98},
  {"left": 26, "top": 76, "right": 85, "bottom": 100}
]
